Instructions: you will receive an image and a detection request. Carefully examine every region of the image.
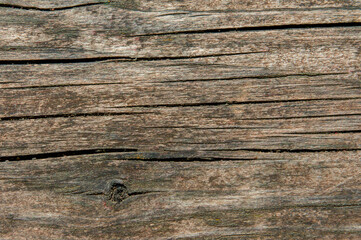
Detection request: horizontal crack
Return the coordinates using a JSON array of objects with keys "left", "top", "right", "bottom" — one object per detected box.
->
[
  {"left": 1, "top": 148, "right": 358, "bottom": 163},
  {"left": 153, "top": 6, "right": 361, "bottom": 14},
  {"left": 106, "top": 51, "right": 266, "bottom": 61},
  {"left": 203, "top": 148, "right": 361, "bottom": 153},
  {"left": 113, "top": 97, "right": 361, "bottom": 109},
  {"left": 239, "top": 113, "right": 361, "bottom": 121},
  {"left": 0, "top": 112, "right": 151, "bottom": 121},
  {"left": 133, "top": 22, "right": 361, "bottom": 36},
  {"left": 118, "top": 157, "right": 258, "bottom": 162},
  {"left": 1, "top": 72, "right": 346, "bottom": 90},
  {"left": 149, "top": 113, "right": 358, "bottom": 122},
  {"left": 0, "top": 148, "right": 138, "bottom": 162},
  {"left": 128, "top": 191, "right": 165, "bottom": 196},
  {"left": 262, "top": 202, "right": 361, "bottom": 211},
  {"left": 0, "top": 82, "right": 18, "bottom": 84},
  {"left": 1, "top": 99, "right": 359, "bottom": 122},
  {"left": 158, "top": 72, "right": 348, "bottom": 83},
  {"left": 83, "top": 191, "right": 165, "bottom": 196},
  {"left": 0, "top": 2, "right": 105, "bottom": 11},
  {"left": 0, "top": 56, "right": 131, "bottom": 65},
  {"left": 286, "top": 129, "right": 361, "bottom": 135},
  {"left": 1, "top": 82, "right": 128, "bottom": 90},
  {"left": 0, "top": 51, "right": 264, "bottom": 65},
  {"left": 144, "top": 126, "right": 269, "bottom": 129}
]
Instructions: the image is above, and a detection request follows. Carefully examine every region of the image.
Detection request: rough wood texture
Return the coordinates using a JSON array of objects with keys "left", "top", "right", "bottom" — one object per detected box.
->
[
  {"left": 1, "top": 151, "right": 361, "bottom": 239},
  {"left": 0, "top": 5, "right": 361, "bottom": 60},
  {"left": 0, "top": 0, "right": 360, "bottom": 239}
]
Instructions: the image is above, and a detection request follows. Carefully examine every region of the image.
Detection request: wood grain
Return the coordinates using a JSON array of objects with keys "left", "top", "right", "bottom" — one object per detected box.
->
[
  {"left": 0, "top": 0, "right": 360, "bottom": 239},
  {"left": 1, "top": 151, "right": 360, "bottom": 239},
  {"left": 0, "top": 4, "right": 360, "bottom": 60},
  {"left": 1, "top": 0, "right": 361, "bottom": 10},
  {"left": 1, "top": 107, "right": 360, "bottom": 156}
]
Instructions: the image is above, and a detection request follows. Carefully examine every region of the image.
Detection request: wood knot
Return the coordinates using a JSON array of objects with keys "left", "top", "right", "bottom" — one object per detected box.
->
[{"left": 105, "top": 180, "right": 129, "bottom": 203}]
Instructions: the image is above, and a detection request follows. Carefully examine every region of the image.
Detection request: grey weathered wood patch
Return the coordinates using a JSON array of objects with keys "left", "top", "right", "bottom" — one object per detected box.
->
[{"left": 0, "top": 0, "right": 360, "bottom": 239}]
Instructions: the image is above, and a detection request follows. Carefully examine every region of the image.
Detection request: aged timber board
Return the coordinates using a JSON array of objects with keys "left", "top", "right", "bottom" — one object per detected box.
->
[{"left": 0, "top": 0, "right": 360, "bottom": 239}]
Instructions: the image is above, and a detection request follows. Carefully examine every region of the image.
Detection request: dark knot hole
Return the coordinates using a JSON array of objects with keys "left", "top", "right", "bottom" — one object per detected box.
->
[{"left": 105, "top": 180, "right": 129, "bottom": 203}]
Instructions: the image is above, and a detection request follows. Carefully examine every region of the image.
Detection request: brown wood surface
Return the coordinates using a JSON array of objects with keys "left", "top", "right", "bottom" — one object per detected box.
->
[{"left": 0, "top": 0, "right": 360, "bottom": 239}]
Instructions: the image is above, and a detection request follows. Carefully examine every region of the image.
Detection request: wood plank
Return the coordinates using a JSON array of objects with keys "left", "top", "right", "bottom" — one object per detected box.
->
[
  {"left": 1, "top": 112, "right": 360, "bottom": 156},
  {"left": 1, "top": 47, "right": 360, "bottom": 89},
  {"left": 1, "top": 84, "right": 360, "bottom": 118},
  {"left": 0, "top": 5, "right": 360, "bottom": 60},
  {"left": 1, "top": 151, "right": 360, "bottom": 239},
  {"left": 1, "top": 0, "right": 361, "bottom": 11},
  {"left": 1, "top": 69, "right": 360, "bottom": 118},
  {"left": 0, "top": 0, "right": 360, "bottom": 239}
]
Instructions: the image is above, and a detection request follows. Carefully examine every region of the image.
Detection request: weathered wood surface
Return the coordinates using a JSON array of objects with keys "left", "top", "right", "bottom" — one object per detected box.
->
[
  {"left": 0, "top": 2, "right": 361, "bottom": 60},
  {"left": 0, "top": 0, "right": 360, "bottom": 239},
  {"left": 1, "top": 151, "right": 361, "bottom": 239}
]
